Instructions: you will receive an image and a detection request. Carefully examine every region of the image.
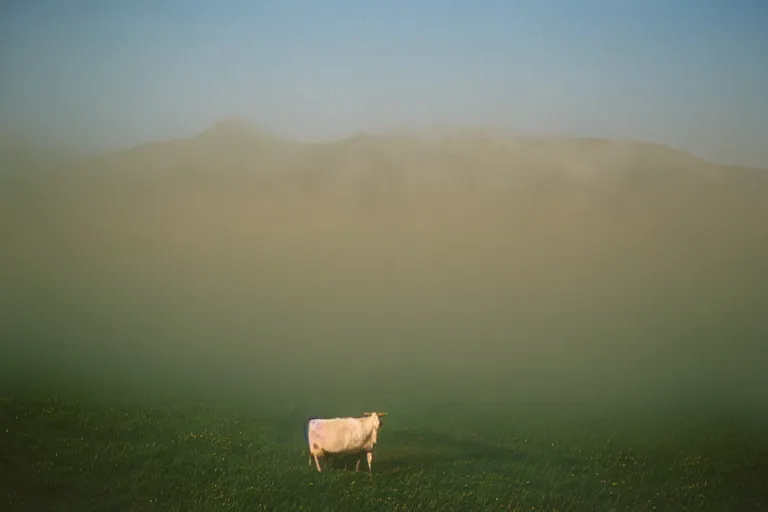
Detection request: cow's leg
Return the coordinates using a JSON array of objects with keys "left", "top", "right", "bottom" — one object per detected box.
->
[
  {"left": 313, "top": 454, "right": 322, "bottom": 472},
  {"left": 355, "top": 458, "right": 361, "bottom": 472},
  {"left": 366, "top": 451, "right": 373, "bottom": 475}
]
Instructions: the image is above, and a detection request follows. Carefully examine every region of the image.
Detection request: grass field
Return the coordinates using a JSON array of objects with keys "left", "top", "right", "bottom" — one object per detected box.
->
[{"left": 1, "top": 385, "right": 766, "bottom": 512}]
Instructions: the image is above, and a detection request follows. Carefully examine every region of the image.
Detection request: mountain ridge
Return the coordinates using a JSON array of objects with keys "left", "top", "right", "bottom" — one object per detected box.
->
[
  {"left": 88, "top": 119, "right": 766, "bottom": 174},
  {"left": 5, "top": 119, "right": 767, "bottom": 181}
]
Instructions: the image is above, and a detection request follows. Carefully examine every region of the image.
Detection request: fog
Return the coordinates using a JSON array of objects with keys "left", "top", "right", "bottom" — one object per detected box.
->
[{"left": 2, "top": 123, "right": 767, "bottom": 416}]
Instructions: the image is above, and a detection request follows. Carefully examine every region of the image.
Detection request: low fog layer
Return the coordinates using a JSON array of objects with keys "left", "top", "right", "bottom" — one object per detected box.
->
[{"left": 2, "top": 120, "right": 767, "bottom": 413}]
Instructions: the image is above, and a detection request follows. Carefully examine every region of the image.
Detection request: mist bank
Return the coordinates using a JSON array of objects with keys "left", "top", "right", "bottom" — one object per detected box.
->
[{"left": 2, "top": 127, "right": 768, "bottom": 414}]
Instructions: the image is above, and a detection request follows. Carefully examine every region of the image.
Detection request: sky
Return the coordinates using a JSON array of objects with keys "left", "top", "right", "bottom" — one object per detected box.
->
[{"left": 1, "top": 0, "right": 767, "bottom": 167}]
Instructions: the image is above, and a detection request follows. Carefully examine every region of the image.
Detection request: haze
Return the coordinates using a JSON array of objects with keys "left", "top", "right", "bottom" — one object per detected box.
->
[{"left": 1, "top": 2, "right": 767, "bottom": 419}]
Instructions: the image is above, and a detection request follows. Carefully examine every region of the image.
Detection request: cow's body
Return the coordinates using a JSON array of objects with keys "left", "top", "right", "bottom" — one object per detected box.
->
[{"left": 306, "top": 412, "right": 386, "bottom": 473}]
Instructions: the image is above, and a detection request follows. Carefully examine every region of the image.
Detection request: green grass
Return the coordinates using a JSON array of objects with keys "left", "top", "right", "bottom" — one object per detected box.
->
[{"left": 1, "top": 387, "right": 766, "bottom": 511}]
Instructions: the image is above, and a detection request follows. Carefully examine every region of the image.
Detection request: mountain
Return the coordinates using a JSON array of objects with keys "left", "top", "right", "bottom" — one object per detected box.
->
[
  {"left": 7, "top": 117, "right": 761, "bottom": 222},
  {"left": 77, "top": 118, "right": 766, "bottom": 182},
  {"left": 4, "top": 119, "right": 767, "bottom": 409},
  {"left": 81, "top": 117, "right": 305, "bottom": 176},
  {"left": 46, "top": 120, "right": 763, "bottom": 229}
]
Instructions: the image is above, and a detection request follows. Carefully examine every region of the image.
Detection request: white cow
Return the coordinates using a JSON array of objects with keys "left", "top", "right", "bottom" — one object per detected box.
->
[{"left": 306, "top": 412, "right": 387, "bottom": 474}]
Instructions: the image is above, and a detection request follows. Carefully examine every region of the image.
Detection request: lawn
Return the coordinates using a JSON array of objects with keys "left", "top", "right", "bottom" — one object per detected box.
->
[{"left": 1, "top": 386, "right": 766, "bottom": 511}]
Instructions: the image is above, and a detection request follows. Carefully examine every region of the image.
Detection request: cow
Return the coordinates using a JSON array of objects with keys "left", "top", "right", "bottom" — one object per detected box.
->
[{"left": 306, "top": 412, "right": 387, "bottom": 474}]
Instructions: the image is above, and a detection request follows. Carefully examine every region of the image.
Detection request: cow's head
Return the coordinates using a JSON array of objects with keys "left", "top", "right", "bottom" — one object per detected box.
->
[{"left": 363, "top": 412, "right": 388, "bottom": 429}]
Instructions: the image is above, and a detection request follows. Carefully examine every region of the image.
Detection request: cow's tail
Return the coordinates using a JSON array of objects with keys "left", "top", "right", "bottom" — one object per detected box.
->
[
  {"left": 305, "top": 417, "right": 317, "bottom": 447},
  {"left": 305, "top": 417, "right": 318, "bottom": 460}
]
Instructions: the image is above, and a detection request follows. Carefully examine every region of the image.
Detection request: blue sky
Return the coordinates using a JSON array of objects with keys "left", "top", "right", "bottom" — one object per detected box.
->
[{"left": 2, "top": 0, "right": 767, "bottom": 166}]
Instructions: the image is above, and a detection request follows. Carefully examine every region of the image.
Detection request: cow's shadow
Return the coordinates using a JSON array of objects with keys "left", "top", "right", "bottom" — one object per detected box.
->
[
  {"left": 318, "top": 427, "right": 527, "bottom": 475},
  {"left": 318, "top": 451, "right": 369, "bottom": 471}
]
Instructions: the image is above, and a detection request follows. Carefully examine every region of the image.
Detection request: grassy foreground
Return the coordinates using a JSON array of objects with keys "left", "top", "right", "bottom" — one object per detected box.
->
[{"left": 1, "top": 387, "right": 766, "bottom": 511}]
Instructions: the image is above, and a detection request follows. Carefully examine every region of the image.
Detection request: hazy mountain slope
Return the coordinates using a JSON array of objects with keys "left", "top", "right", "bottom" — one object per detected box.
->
[
  {"left": 3, "top": 120, "right": 767, "bottom": 406},
  {"left": 79, "top": 118, "right": 305, "bottom": 176},
  {"left": 72, "top": 120, "right": 753, "bottom": 181}
]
